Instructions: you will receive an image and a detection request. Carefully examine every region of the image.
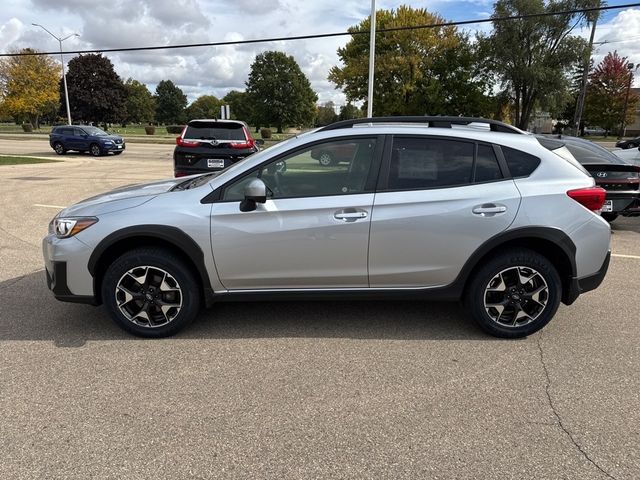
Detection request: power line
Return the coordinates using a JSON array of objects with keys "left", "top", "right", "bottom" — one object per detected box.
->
[{"left": 1, "top": 2, "right": 639, "bottom": 57}]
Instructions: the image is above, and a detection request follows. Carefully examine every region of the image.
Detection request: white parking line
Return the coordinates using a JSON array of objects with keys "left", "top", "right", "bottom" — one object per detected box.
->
[
  {"left": 33, "top": 204, "right": 66, "bottom": 209},
  {"left": 612, "top": 253, "right": 640, "bottom": 260}
]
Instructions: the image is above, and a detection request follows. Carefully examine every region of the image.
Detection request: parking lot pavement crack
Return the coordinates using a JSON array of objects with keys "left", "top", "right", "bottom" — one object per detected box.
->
[{"left": 536, "top": 332, "right": 619, "bottom": 480}]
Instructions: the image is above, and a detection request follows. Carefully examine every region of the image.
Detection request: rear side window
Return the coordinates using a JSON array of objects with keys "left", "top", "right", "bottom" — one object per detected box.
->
[
  {"left": 502, "top": 147, "right": 541, "bottom": 177},
  {"left": 184, "top": 123, "right": 245, "bottom": 141},
  {"left": 475, "top": 145, "right": 503, "bottom": 182},
  {"left": 388, "top": 137, "right": 474, "bottom": 190}
]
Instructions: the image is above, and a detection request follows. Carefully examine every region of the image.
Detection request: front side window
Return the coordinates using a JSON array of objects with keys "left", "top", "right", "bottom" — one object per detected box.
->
[
  {"left": 388, "top": 137, "right": 475, "bottom": 190},
  {"left": 222, "top": 138, "right": 377, "bottom": 201}
]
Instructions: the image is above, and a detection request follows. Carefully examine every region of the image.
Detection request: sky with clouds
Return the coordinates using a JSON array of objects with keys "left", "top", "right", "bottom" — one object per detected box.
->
[{"left": 1, "top": 0, "right": 639, "bottom": 107}]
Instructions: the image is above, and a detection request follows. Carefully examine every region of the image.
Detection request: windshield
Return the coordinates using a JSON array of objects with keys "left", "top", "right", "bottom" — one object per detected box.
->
[{"left": 81, "top": 126, "right": 109, "bottom": 136}]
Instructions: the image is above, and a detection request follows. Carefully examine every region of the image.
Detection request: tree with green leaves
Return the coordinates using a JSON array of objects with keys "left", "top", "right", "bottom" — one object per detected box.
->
[
  {"left": 123, "top": 78, "right": 155, "bottom": 125},
  {"left": 478, "top": 0, "right": 596, "bottom": 130},
  {"left": 0, "top": 48, "right": 60, "bottom": 128},
  {"left": 585, "top": 51, "right": 639, "bottom": 136},
  {"left": 185, "top": 95, "right": 221, "bottom": 120},
  {"left": 155, "top": 80, "right": 187, "bottom": 125},
  {"left": 316, "top": 101, "right": 338, "bottom": 126},
  {"left": 63, "top": 53, "right": 126, "bottom": 125},
  {"left": 329, "top": 6, "right": 492, "bottom": 117},
  {"left": 223, "top": 90, "right": 253, "bottom": 121},
  {"left": 339, "top": 103, "right": 364, "bottom": 121},
  {"left": 246, "top": 51, "right": 317, "bottom": 133}
]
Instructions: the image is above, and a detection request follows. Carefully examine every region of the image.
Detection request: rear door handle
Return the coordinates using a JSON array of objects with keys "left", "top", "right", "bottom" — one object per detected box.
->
[
  {"left": 472, "top": 203, "right": 507, "bottom": 216},
  {"left": 334, "top": 209, "right": 368, "bottom": 222}
]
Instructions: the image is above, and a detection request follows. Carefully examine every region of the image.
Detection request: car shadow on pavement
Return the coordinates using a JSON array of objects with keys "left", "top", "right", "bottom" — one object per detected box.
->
[{"left": 0, "top": 271, "right": 490, "bottom": 347}]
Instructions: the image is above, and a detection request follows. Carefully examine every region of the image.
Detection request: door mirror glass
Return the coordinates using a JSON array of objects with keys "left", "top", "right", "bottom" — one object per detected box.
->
[{"left": 255, "top": 139, "right": 265, "bottom": 146}]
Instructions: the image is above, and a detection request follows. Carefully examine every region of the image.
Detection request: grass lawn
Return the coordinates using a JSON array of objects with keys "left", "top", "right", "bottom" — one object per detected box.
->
[{"left": 0, "top": 155, "right": 59, "bottom": 165}]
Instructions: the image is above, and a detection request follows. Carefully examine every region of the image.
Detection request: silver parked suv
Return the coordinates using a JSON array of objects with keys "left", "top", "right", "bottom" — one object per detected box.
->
[{"left": 43, "top": 117, "right": 611, "bottom": 338}]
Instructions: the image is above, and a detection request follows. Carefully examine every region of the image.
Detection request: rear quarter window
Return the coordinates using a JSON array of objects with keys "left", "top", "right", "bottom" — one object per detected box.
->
[{"left": 501, "top": 146, "right": 541, "bottom": 178}]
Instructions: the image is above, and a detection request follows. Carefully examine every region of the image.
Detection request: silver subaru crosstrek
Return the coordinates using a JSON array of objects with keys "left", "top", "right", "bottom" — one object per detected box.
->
[{"left": 43, "top": 117, "right": 611, "bottom": 339}]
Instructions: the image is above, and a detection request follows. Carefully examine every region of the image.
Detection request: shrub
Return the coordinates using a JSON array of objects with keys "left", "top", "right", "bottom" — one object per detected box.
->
[
  {"left": 166, "top": 125, "right": 184, "bottom": 134},
  {"left": 260, "top": 127, "right": 272, "bottom": 139},
  {"left": 21, "top": 123, "right": 33, "bottom": 133},
  {"left": 144, "top": 125, "right": 156, "bottom": 135}
]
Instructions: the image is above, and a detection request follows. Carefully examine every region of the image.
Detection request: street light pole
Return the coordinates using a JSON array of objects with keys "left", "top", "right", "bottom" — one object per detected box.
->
[
  {"left": 366, "top": 0, "right": 376, "bottom": 118},
  {"left": 32, "top": 24, "right": 79, "bottom": 126}
]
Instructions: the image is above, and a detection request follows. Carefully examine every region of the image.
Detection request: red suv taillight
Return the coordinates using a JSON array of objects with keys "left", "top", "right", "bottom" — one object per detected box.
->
[
  {"left": 567, "top": 187, "right": 607, "bottom": 211},
  {"left": 176, "top": 137, "right": 200, "bottom": 148},
  {"left": 229, "top": 126, "right": 256, "bottom": 149},
  {"left": 176, "top": 126, "right": 200, "bottom": 147}
]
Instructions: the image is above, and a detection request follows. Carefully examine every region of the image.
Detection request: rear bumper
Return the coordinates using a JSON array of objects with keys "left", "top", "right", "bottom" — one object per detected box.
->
[
  {"left": 602, "top": 192, "right": 640, "bottom": 216},
  {"left": 564, "top": 250, "right": 611, "bottom": 305}
]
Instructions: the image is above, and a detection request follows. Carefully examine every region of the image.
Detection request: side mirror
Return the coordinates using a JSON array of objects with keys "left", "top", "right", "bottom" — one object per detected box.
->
[
  {"left": 255, "top": 139, "right": 265, "bottom": 146},
  {"left": 240, "top": 178, "right": 267, "bottom": 212}
]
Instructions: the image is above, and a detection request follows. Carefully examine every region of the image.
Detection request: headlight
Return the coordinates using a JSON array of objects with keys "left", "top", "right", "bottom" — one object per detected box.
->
[{"left": 49, "top": 217, "right": 98, "bottom": 238}]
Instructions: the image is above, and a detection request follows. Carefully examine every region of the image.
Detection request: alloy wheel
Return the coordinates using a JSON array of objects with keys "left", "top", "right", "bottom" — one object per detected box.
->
[
  {"left": 115, "top": 266, "right": 183, "bottom": 328},
  {"left": 483, "top": 266, "right": 549, "bottom": 327}
]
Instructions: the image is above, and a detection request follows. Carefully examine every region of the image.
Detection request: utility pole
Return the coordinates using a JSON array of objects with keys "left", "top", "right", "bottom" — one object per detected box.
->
[{"left": 573, "top": 7, "right": 599, "bottom": 137}]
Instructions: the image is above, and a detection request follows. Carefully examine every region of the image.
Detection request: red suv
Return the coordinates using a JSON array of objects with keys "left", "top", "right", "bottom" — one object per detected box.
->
[{"left": 173, "top": 119, "right": 262, "bottom": 177}]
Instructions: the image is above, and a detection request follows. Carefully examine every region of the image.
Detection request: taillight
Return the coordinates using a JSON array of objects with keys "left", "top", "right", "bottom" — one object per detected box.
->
[
  {"left": 567, "top": 187, "right": 607, "bottom": 211},
  {"left": 176, "top": 137, "right": 200, "bottom": 148},
  {"left": 229, "top": 126, "right": 256, "bottom": 149},
  {"left": 174, "top": 170, "right": 189, "bottom": 177}
]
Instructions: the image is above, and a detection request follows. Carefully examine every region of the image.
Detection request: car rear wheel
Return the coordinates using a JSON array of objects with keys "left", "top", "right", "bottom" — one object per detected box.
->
[
  {"left": 464, "top": 248, "right": 561, "bottom": 338},
  {"left": 101, "top": 248, "right": 201, "bottom": 338},
  {"left": 318, "top": 151, "right": 335, "bottom": 166},
  {"left": 90, "top": 143, "right": 103, "bottom": 157},
  {"left": 602, "top": 212, "right": 618, "bottom": 222}
]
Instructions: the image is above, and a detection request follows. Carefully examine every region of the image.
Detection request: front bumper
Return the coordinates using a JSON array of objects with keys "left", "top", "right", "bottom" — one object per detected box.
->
[
  {"left": 43, "top": 234, "right": 98, "bottom": 305},
  {"left": 104, "top": 142, "right": 126, "bottom": 153},
  {"left": 45, "top": 261, "right": 97, "bottom": 304}
]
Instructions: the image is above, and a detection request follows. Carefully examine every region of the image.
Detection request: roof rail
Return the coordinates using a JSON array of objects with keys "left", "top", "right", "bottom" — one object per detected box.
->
[{"left": 317, "top": 116, "right": 523, "bottom": 134}]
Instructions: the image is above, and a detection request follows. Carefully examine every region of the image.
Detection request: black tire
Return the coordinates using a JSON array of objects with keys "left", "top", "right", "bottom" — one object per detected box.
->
[
  {"left": 318, "top": 151, "right": 335, "bottom": 166},
  {"left": 602, "top": 212, "right": 618, "bottom": 223},
  {"left": 464, "top": 248, "right": 561, "bottom": 339},
  {"left": 53, "top": 142, "right": 66, "bottom": 155},
  {"left": 101, "top": 247, "right": 201, "bottom": 338},
  {"left": 90, "top": 143, "right": 103, "bottom": 157}
]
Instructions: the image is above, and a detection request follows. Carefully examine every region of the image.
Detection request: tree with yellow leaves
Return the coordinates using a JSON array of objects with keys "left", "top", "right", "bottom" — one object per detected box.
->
[{"left": 0, "top": 48, "right": 60, "bottom": 128}]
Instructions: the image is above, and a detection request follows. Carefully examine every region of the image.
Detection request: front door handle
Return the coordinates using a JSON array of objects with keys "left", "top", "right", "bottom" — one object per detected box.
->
[
  {"left": 472, "top": 203, "right": 507, "bottom": 216},
  {"left": 334, "top": 209, "right": 368, "bottom": 222}
]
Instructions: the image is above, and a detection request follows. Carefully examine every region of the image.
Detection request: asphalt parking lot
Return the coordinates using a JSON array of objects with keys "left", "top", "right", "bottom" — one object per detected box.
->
[{"left": 1, "top": 141, "right": 639, "bottom": 479}]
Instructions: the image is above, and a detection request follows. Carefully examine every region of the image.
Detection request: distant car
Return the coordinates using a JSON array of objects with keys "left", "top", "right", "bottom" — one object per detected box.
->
[
  {"left": 540, "top": 135, "right": 640, "bottom": 222},
  {"left": 311, "top": 142, "right": 358, "bottom": 166},
  {"left": 173, "top": 119, "right": 262, "bottom": 177},
  {"left": 615, "top": 136, "right": 640, "bottom": 149},
  {"left": 583, "top": 127, "right": 606, "bottom": 136},
  {"left": 49, "top": 125, "right": 125, "bottom": 156}
]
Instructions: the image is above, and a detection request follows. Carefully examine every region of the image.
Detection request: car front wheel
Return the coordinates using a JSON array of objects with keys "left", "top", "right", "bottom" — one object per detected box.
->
[
  {"left": 90, "top": 143, "right": 103, "bottom": 157},
  {"left": 101, "top": 248, "right": 201, "bottom": 338},
  {"left": 53, "top": 142, "right": 66, "bottom": 155},
  {"left": 464, "top": 248, "right": 561, "bottom": 338}
]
